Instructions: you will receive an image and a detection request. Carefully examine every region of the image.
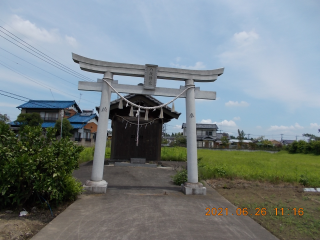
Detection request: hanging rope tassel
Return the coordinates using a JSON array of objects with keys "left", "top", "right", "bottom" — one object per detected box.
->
[
  {"left": 118, "top": 99, "right": 123, "bottom": 109},
  {"left": 129, "top": 106, "right": 134, "bottom": 116},
  {"left": 136, "top": 107, "right": 140, "bottom": 146},
  {"left": 159, "top": 107, "right": 163, "bottom": 118},
  {"left": 171, "top": 102, "right": 175, "bottom": 112},
  {"left": 144, "top": 109, "right": 149, "bottom": 120}
]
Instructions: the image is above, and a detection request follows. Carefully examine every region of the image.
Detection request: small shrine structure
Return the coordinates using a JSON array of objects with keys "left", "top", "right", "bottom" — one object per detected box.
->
[{"left": 97, "top": 93, "right": 180, "bottom": 162}]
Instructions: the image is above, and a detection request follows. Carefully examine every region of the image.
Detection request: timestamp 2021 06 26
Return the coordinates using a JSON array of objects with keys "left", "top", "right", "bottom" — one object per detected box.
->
[{"left": 205, "top": 207, "right": 304, "bottom": 216}]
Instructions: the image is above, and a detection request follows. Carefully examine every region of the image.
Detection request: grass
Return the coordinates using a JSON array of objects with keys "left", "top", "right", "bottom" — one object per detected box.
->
[
  {"left": 78, "top": 145, "right": 111, "bottom": 164},
  {"left": 197, "top": 149, "right": 320, "bottom": 187},
  {"left": 161, "top": 147, "right": 187, "bottom": 161},
  {"left": 213, "top": 179, "right": 320, "bottom": 240}
]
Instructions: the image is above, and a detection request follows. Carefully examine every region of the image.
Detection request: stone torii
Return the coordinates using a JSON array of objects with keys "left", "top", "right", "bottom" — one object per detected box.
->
[{"left": 72, "top": 53, "right": 224, "bottom": 195}]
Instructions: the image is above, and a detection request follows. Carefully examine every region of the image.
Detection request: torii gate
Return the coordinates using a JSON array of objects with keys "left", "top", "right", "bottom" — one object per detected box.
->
[{"left": 72, "top": 53, "right": 224, "bottom": 195}]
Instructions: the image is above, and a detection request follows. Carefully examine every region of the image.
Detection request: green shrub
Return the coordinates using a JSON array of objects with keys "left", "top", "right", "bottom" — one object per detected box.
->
[
  {"left": 172, "top": 169, "right": 188, "bottom": 185},
  {"left": 287, "top": 140, "right": 320, "bottom": 155},
  {"left": 0, "top": 123, "right": 84, "bottom": 209}
]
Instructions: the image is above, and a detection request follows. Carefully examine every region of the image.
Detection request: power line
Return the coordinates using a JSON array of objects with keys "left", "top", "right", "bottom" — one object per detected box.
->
[
  {"left": 0, "top": 92, "right": 27, "bottom": 102},
  {"left": 0, "top": 33, "right": 91, "bottom": 82},
  {"left": 0, "top": 26, "right": 94, "bottom": 82},
  {"left": 0, "top": 61, "right": 98, "bottom": 105},
  {"left": 0, "top": 47, "right": 77, "bottom": 86},
  {"left": 0, "top": 27, "right": 94, "bottom": 82},
  {"left": 0, "top": 89, "right": 65, "bottom": 109}
]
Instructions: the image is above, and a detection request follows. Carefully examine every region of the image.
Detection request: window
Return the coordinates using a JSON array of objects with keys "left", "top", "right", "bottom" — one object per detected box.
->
[{"left": 206, "top": 131, "right": 213, "bottom": 136}]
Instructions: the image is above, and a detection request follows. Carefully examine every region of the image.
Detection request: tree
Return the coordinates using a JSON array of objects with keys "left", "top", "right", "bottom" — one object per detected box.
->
[
  {"left": 221, "top": 136, "right": 229, "bottom": 147},
  {"left": 16, "top": 113, "right": 43, "bottom": 131},
  {"left": 54, "top": 118, "right": 74, "bottom": 138},
  {"left": 230, "top": 135, "right": 236, "bottom": 139},
  {"left": 237, "top": 129, "right": 245, "bottom": 147},
  {"left": 302, "top": 133, "right": 320, "bottom": 141},
  {"left": 0, "top": 113, "right": 10, "bottom": 123},
  {"left": 253, "top": 136, "right": 265, "bottom": 142},
  {"left": 175, "top": 134, "right": 186, "bottom": 146}
]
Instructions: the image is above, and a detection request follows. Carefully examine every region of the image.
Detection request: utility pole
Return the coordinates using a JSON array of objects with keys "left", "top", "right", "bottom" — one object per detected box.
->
[
  {"left": 280, "top": 134, "right": 283, "bottom": 142},
  {"left": 60, "top": 109, "right": 64, "bottom": 139},
  {"left": 296, "top": 135, "right": 298, "bottom": 141},
  {"left": 247, "top": 134, "right": 251, "bottom": 140}
]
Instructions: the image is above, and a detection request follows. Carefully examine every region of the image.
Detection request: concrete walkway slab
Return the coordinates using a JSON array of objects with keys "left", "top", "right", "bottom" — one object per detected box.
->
[{"left": 32, "top": 164, "right": 278, "bottom": 240}]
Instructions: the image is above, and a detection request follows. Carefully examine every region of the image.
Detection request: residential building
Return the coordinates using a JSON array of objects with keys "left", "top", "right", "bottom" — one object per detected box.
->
[
  {"left": 10, "top": 100, "right": 97, "bottom": 146},
  {"left": 181, "top": 123, "right": 229, "bottom": 148},
  {"left": 281, "top": 140, "right": 295, "bottom": 146}
]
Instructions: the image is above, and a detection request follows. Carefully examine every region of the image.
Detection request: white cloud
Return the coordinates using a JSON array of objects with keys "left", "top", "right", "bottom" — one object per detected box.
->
[
  {"left": 6, "top": 15, "right": 60, "bottom": 43},
  {"left": 268, "top": 123, "right": 304, "bottom": 131},
  {"left": 233, "top": 30, "right": 259, "bottom": 47},
  {"left": 219, "top": 29, "right": 320, "bottom": 108},
  {"left": 201, "top": 119, "right": 237, "bottom": 128},
  {"left": 171, "top": 61, "right": 206, "bottom": 70},
  {"left": 214, "top": 120, "right": 237, "bottom": 128},
  {"left": 65, "top": 35, "right": 78, "bottom": 47},
  {"left": 200, "top": 119, "right": 213, "bottom": 124},
  {"left": 294, "top": 123, "right": 304, "bottom": 129},
  {"left": 256, "top": 126, "right": 262, "bottom": 129},
  {"left": 173, "top": 124, "right": 182, "bottom": 129},
  {"left": 233, "top": 116, "right": 241, "bottom": 121},
  {"left": 310, "top": 123, "right": 320, "bottom": 129},
  {"left": 225, "top": 101, "right": 249, "bottom": 107}
]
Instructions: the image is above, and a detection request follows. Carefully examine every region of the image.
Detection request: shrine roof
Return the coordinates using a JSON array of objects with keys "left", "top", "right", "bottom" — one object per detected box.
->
[{"left": 109, "top": 94, "right": 180, "bottom": 114}]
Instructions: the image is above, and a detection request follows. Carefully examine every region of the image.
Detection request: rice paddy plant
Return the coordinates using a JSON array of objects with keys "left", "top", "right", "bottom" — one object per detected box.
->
[
  {"left": 78, "top": 146, "right": 94, "bottom": 164},
  {"left": 161, "top": 147, "right": 187, "bottom": 161},
  {"left": 79, "top": 146, "right": 111, "bottom": 164},
  {"left": 196, "top": 149, "right": 320, "bottom": 186}
]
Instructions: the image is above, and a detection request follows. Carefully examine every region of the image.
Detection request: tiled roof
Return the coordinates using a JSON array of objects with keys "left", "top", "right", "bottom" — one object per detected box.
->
[
  {"left": 17, "top": 100, "right": 81, "bottom": 112},
  {"left": 67, "top": 113, "right": 97, "bottom": 123},
  {"left": 41, "top": 122, "right": 86, "bottom": 129},
  {"left": 182, "top": 123, "right": 218, "bottom": 129},
  {"left": 282, "top": 140, "right": 295, "bottom": 144}
]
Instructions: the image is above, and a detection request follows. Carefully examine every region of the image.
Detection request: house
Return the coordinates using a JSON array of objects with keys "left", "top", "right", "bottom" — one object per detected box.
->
[
  {"left": 97, "top": 94, "right": 180, "bottom": 162},
  {"left": 181, "top": 123, "right": 230, "bottom": 148},
  {"left": 67, "top": 109, "right": 98, "bottom": 147},
  {"left": 281, "top": 140, "right": 295, "bottom": 146},
  {"left": 269, "top": 139, "right": 282, "bottom": 146},
  {"left": 10, "top": 100, "right": 98, "bottom": 146}
]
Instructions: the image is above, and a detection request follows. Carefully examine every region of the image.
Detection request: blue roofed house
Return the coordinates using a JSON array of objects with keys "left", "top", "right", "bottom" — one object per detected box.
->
[{"left": 10, "top": 100, "right": 98, "bottom": 146}]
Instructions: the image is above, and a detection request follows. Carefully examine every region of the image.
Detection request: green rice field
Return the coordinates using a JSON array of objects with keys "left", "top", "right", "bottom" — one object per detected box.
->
[{"left": 162, "top": 147, "right": 320, "bottom": 187}]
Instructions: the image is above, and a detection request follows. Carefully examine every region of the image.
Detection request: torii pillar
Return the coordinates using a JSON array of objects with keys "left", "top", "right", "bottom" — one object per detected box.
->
[{"left": 72, "top": 53, "right": 224, "bottom": 195}]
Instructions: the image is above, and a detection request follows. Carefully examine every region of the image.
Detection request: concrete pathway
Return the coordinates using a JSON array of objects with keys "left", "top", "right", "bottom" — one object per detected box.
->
[{"left": 32, "top": 163, "right": 278, "bottom": 240}]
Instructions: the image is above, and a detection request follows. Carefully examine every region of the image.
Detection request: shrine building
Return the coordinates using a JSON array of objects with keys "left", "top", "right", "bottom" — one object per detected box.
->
[{"left": 97, "top": 93, "right": 180, "bottom": 162}]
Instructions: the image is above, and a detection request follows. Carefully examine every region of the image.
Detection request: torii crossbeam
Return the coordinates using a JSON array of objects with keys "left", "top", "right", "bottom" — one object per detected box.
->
[{"left": 72, "top": 53, "right": 224, "bottom": 195}]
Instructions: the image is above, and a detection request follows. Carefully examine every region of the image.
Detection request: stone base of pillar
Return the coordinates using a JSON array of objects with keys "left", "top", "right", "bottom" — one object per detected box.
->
[
  {"left": 181, "top": 182, "right": 206, "bottom": 195},
  {"left": 83, "top": 180, "right": 108, "bottom": 193}
]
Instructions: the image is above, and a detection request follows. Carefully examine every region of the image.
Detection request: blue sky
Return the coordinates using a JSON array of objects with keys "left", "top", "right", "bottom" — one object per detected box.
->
[{"left": 0, "top": 0, "right": 319, "bottom": 141}]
